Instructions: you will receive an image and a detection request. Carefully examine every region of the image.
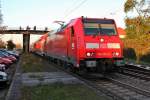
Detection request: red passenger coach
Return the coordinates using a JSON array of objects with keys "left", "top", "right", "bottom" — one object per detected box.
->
[
  {"left": 32, "top": 33, "right": 48, "bottom": 55},
  {"left": 36, "top": 17, "right": 125, "bottom": 73}
]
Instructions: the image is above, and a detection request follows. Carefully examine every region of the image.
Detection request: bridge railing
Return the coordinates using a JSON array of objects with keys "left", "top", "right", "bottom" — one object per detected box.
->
[{"left": 0, "top": 26, "right": 50, "bottom": 31}]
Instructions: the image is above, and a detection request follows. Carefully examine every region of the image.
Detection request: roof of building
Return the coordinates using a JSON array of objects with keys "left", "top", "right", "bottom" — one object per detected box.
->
[{"left": 117, "top": 27, "right": 126, "bottom": 35}]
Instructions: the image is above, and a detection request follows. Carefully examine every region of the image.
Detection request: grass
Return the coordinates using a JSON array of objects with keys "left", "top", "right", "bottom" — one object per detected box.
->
[
  {"left": 20, "top": 54, "right": 110, "bottom": 100},
  {"left": 21, "top": 83, "right": 109, "bottom": 100},
  {"left": 21, "top": 53, "right": 47, "bottom": 73}
]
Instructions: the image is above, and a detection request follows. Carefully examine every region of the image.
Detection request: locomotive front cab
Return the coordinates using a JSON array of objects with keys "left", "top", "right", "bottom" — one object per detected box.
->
[{"left": 80, "top": 18, "right": 124, "bottom": 72}]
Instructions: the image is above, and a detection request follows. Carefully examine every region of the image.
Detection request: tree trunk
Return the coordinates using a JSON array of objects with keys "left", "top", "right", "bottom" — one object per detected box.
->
[{"left": 136, "top": 53, "right": 140, "bottom": 63}]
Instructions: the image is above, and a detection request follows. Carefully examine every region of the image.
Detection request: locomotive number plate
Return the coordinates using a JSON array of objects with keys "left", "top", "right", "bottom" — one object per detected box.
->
[{"left": 86, "top": 61, "right": 96, "bottom": 67}]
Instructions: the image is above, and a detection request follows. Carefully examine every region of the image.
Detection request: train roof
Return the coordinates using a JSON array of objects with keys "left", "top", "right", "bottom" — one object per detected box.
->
[{"left": 48, "top": 16, "right": 116, "bottom": 35}]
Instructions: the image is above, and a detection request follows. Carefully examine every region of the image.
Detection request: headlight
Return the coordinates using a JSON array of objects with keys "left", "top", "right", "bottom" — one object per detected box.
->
[
  {"left": 107, "top": 43, "right": 120, "bottom": 49},
  {"left": 112, "top": 52, "right": 120, "bottom": 57},
  {"left": 86, "top": 52, "right": 95, "bottom": 57},
  {"left": 100, "top": 38, "right": 104, "bottom": 42},
  {"left": 115, "top": 52, "right": 119, "bottom": 56},
  {"left": 86, "top": 52, "right": 91, "bottom": 57}
]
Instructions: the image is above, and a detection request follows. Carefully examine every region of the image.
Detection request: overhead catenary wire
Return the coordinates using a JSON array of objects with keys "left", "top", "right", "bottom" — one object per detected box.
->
[
  {"left": 62, "top": 0, "right": 88, "bottom": 20},
  {"left": 62, "top": 0, "right": 81, "bottom": 16},
  {"left": 51, "top": 0, "right": 88, "bottom": 29}
]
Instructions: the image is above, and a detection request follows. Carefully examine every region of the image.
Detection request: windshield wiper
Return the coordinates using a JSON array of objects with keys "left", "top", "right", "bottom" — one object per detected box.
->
[
  {"left": 92, "top": 24, "right": 101, "bottom": 38},
  {"left": 98, "top": 24, "right": 102, "bottom": 35},
  {"left": 92, "top": 31, "right": 99, "bottom": 38}
]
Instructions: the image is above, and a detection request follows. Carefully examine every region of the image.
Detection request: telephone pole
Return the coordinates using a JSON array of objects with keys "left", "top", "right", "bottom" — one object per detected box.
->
[
  {"left": 0, "top": 0, "right": 2, "bottom": 26},
  {"left": 0, "top": 0, "right": 3, "bottom": 38}
]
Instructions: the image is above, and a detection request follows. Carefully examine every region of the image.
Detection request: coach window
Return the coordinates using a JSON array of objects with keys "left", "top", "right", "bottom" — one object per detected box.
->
[{"left": 71, "top": 26, "right": 74, "bottom": 37}]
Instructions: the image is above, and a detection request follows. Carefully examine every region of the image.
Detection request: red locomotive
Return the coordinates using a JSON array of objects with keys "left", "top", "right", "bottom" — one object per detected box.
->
[{"left": 33, "top": 16, "right": 124, "bottom": 73}]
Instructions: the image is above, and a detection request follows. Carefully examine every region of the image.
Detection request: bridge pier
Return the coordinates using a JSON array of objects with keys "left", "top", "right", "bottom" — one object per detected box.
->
[
  {"left": 23, "top": 33, "right": 30, "bottom": 53},
  {"left": 0, "top": 26, "right": 49, "bottom": 53}
]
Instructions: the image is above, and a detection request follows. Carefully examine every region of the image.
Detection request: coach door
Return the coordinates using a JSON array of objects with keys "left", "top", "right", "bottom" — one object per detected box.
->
[{"left": 67, "top": 26, "right": 75, "bottom": 62}]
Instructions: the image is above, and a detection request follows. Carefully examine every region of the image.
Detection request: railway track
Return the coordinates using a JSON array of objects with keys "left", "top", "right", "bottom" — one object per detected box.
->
[
  {"left": 75, "top": 71, "right": 150, "bottom": 100},
  {"left": 71, "top": 68, "right": 150, "bottom": 100},
  {"left": 59, "top": 66, "right": 150, "bottom": 100},
  {"left": 80, "top": 64, "right": 150, "bottom": 100},
  {"left": 118, "top": 64, "right": 150, "bottom": 80},
  {"left": 91, "top": 77, "right": 150, "bottom": 100},
  {"left": 38, "top": 54, "right": 150, "bottom": 100}
]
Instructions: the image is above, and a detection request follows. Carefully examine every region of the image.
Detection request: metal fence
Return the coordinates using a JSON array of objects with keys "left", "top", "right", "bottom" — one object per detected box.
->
[{"left": 0, "top": 26, "right": 50, "bottom": 31}]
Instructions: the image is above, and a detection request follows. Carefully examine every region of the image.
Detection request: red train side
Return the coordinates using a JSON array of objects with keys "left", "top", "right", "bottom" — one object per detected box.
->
[
  {"left": 32, "top": 33, "right": 48, "bottom": 55},
  {"left": 34, "top": 17, "right": 124, "bottom": 72}
]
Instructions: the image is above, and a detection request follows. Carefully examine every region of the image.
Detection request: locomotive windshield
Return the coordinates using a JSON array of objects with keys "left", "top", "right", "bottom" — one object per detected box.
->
[{"left": 83, "top": 19, "right": 117, "bottom": 36}]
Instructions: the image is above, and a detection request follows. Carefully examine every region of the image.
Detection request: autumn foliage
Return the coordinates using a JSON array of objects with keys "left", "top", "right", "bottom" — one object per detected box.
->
[{"left": 124, "top": 0, "right": 150, "bottom": 63}]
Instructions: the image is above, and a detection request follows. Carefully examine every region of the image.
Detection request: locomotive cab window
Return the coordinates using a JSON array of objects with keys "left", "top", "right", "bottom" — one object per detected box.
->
[
  {"left": 71, "top": 26, "right": 74, "bottom": 37},
  {"left": 83, "top": 21, "right": 117, "bottom": 36}
]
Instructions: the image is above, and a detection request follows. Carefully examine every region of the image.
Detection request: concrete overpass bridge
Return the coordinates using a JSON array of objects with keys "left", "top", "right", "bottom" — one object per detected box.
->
[{"left": 0, "top": 26, "right": 50, "bottom": 52}]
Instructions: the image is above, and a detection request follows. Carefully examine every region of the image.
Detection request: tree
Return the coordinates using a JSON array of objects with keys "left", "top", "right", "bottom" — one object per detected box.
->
[
  {"left": 124, "top": 0, "right": 150, "bottom": 63},
  {"left": 123, "top": 35, "right": 150, "bottom": 62},
  {"left": 15, "top": 43, "right": 22, "bottom": 49},
  {"left": 124, "top": 0, "right": 150, "bottom": 37},
  {"left": 7, "top": 40, "right": 16, "bottom": 50},
  {"left": 124, "top": 0, "right": 149, "bottom": 16},
  {"left": 0, "top": 39, "right": 5, "bottom": 48}
]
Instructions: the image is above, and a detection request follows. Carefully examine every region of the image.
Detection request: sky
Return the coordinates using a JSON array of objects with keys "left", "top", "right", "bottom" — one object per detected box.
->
[
  {"left": 2, "top": 0, "right": 126, "bottom": 28},
  {"left": 1, "top": 0, "right": 126, "bottom": 45}
]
